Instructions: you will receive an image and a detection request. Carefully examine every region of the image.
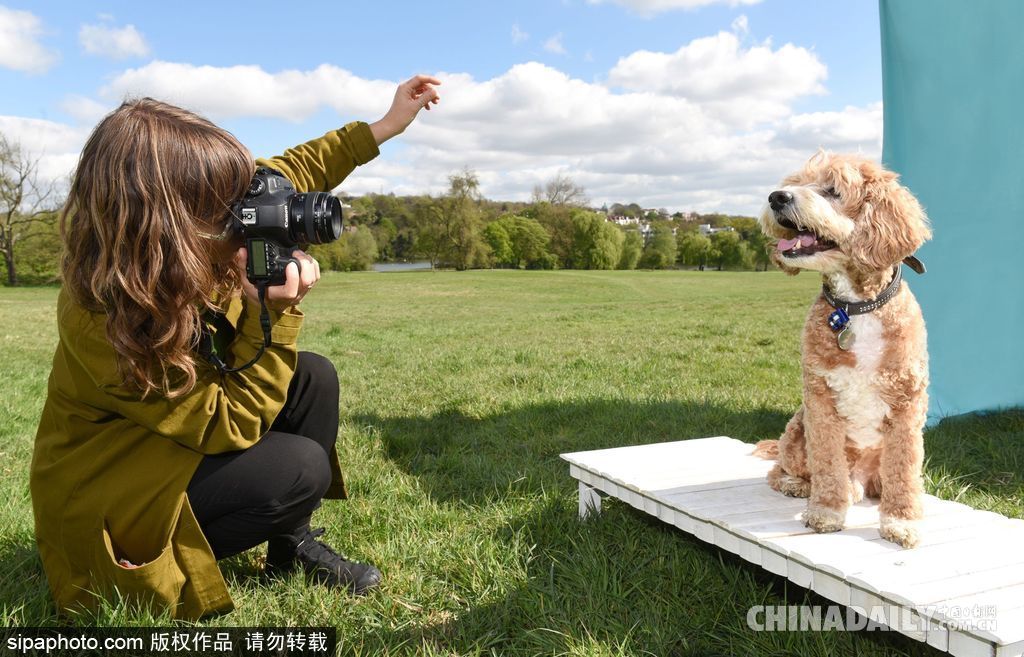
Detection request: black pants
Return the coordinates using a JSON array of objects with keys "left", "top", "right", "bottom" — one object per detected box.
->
[{"left": 186, "top": 352, "right": 339, "bottom": 560}]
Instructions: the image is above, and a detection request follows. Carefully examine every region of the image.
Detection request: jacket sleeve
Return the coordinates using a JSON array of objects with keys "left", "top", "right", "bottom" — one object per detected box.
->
[
  {"left": 255, "top": 121, "right": 380, "bottom": 193},
  {"left": 86, "top": 298, "right": 304, "bottom": 454}
]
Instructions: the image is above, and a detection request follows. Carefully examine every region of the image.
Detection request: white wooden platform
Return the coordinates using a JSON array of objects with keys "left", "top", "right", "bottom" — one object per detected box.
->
[{"left": 561, "top": 436, "right": 1024, "bottom": 657}]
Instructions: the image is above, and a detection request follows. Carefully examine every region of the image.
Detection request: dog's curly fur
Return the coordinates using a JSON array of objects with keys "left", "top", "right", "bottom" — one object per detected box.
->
[{"left": 753, "top": 152, "right": 931, "bottom": 548}]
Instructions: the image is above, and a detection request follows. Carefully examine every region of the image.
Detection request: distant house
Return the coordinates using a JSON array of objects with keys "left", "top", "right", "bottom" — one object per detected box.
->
[{"left": 698, "top": 223, "right": 735, "bottom": 236}]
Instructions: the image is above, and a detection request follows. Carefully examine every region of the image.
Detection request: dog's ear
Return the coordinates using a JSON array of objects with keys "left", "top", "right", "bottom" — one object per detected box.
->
[{"left": 847, "top": 177, "right": 932, "bottom": 272}]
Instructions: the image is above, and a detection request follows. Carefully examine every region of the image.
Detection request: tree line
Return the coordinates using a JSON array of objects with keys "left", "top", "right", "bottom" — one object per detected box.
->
[
  {"left": 309, "top": 169, "right": 776, "bottom": 273},
  {"left": 1, "top": 138, "right": 775, "bottom": 286}
]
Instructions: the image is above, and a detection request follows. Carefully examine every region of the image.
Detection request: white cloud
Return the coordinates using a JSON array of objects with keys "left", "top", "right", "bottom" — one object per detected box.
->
[
  {"left": 0, "top": 6, "right": 58, "bottom": 73},
  {"left": 79, "top": 22, "right": 150, "bottom": 59},
  {"left": 543, "top": 33, "right": 567, "bottom": 55},
  {"left": 10, "top": 26, "right": 882, "bottom": 214},
  {"left": 607, "top": 31, "right": 827, "bottom": 128},
  {"left": 774, "top": 102, "right": 883, "bottom": 155},
  {"left": 587, "top": 0, "right": 761, "bottom": 16},
  {"left": 338, "top": 61, "right": 880, "bottom": 212},
  {"left": 0, "top": 115, "right": 87, "bottom": 182},
  {"left": 511, "top": 23, "right": 529, "bottom": 44},
  {"left": 59, "top": 95, "right": 112, "bottom": 123},
  {"left": 101, "top": 62, "right": 394, "bottom": 122}
]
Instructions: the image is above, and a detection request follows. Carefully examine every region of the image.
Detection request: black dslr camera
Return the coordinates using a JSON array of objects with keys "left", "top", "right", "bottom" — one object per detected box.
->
[{"left": 232, "top": 167, "right": 343, "bottom": 285}]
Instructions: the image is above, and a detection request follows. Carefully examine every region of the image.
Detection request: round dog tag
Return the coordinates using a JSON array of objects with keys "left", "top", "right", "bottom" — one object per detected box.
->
[{"left": 837, "top": 326, "right": 855, "bottom": 350}]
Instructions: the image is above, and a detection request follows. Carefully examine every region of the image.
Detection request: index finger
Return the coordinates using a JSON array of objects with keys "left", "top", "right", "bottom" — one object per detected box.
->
[{"left": 403, "top": 74, "right": 441, "bottom": 89}]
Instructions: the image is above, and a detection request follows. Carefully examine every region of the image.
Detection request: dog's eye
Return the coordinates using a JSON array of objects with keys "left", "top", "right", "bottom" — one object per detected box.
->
[{"left": 821, "top": 186, "right": 840, "bottom": 199}]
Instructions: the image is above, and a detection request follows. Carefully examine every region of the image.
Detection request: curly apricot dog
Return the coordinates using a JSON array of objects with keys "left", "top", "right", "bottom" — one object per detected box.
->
[{"left": 754, "top": 152, "right": 932, "bottom": 548}]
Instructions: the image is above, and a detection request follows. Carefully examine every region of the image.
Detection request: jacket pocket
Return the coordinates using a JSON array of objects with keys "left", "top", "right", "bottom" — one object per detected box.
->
[{"left": 97, "top": 507, "right": 187, "bottom": 616}]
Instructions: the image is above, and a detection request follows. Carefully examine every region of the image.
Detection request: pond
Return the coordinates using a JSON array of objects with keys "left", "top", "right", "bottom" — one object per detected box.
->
[{"left": 371, "top": 261, "right": 433, "bottom": 272}]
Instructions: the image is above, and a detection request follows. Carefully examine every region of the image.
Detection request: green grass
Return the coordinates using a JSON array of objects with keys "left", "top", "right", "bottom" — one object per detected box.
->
[{"left": 1, "top": 270, "right": 1022, "bottom": 656}]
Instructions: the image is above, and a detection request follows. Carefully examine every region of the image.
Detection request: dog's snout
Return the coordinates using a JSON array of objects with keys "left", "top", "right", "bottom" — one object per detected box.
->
[{"left": 769, "top": 190, "right": 794, "bottom": 211}]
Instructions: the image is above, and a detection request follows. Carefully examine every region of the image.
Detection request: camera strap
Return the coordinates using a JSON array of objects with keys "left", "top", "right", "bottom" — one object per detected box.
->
[{"left": 199, "top": 283, "right": 273, "bottom": 374}]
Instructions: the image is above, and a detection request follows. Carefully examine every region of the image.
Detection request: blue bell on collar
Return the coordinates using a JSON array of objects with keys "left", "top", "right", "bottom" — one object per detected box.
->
[{"left": 828, "top": 307, "right": 850, "bottom": 332}]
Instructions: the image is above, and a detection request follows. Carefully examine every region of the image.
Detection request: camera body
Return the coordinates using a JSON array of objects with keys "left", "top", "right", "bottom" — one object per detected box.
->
[{"left": 232, "top": 167, "right": 344, "bottom": 285}]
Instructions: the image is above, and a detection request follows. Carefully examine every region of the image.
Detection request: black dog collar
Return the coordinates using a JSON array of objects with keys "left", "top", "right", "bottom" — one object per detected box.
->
[
  {"left": 822, "top": 266, "right": 907, "bottom": 351},
  {"left": 823, "top": 265, "right": 903, "bottom": 316}
]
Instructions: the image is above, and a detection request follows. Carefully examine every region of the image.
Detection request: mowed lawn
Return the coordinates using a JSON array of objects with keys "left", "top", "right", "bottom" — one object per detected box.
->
[{"left": 1, "top": 270, "right": 1022, "bottom": 656}]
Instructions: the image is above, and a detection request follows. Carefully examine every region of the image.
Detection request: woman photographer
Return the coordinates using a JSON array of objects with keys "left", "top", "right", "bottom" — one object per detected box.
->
[{"left": 29, "top": 75, "right": 440, "bottom": 620}]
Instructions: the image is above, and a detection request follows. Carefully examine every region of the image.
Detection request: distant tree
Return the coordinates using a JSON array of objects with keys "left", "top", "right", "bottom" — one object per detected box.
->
[
  {"left": 371, "top": 217, "right": 398, "bottom": 260},
  {"left": 746, "top": 230, "right": 773, "bottom": 271},
  {"left": 483, "top": 220, "right": 514, "bottom": 266},
  {"left": 1, "top": 135, "right": 61, "bottom": 286},
  {"left": 568, "top": 210, "right": 623, "bottom": 270},
  {"left": 309, "top": 225, "right": 378, "bottom": 271},
  {"left": 348, "top": 195, "right": 377, "bottom": 221},
  {"left": 342, "top": 225, "right": 378, "bottom": 270},
  {"left": 529, "top": 202, "right": 574, "bottom": 267},
  {"left": 710, "top": 230, "right": 746, "bottom": 271},
  {"left": 641, "top": 223, "right": 677, "bottom": 269},
  {"left": 726, "top": 216, "right": 761, "bottom": 241},
  {"left": 617, "top": 230, "right": 643, "bottom": 270},
  {"left": 532, "top": 173, "right": 589, "bottom": 207},
  {"left": 677, "top": 232, "right": 713, "bottom": 271},
  {"left": 412, "top": 197, "right": 450, "bottom": 268},
  {"left": 445, "top": 169, "right": 491, "bottom": 269},
  {"left": 410, "top": 170, "right": 491, "bottom": 270},
  {"left": 14, "top": 210, "right": 61, "bottom": 284},
  {"left": 508, "top": 216, "right": 556, "bottom": 269}
]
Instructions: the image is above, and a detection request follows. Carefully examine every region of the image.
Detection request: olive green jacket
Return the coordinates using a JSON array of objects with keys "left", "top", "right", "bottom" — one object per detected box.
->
[{"left": 30, "top": 121, "right": 379, "bottom": 621}]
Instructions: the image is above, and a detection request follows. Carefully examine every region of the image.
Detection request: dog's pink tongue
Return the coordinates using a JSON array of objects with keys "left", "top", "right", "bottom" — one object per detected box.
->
[
  {"left": 777, "top": 233, "right": 817, "bottom": 251},
  {"left": 778, "top": 237, "right": 800, "bottom": 251}
]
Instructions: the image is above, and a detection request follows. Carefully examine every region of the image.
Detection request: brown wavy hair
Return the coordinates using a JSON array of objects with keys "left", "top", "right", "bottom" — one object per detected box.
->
[{"left": 61, "top": 97, "right": 254, "bottom": 398}]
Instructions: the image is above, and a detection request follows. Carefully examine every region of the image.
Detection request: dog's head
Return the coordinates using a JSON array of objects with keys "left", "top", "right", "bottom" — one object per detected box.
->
[{"left": 759, "top": 152, "right": 931, "bottom": 276}]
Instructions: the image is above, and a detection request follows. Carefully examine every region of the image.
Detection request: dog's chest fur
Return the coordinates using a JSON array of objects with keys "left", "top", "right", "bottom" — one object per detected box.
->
[
  {"left": 818, "top": 314, "right": 888, "bottom": 447},
  {"left": 811, "top": 275, "right": 891, "bottom": 448}
]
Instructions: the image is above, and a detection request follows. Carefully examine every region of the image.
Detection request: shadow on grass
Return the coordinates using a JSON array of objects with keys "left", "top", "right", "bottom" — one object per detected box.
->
[
  {"left": 920, "top": 409, "right": 1024, "bottom": 520},
  {"left": 367, "top": 499, "right": 941, "bottom": 656},
  {"left": 353, "top": 398, "right": 791, "bottom": 506},
  {"left": 353, "top": 400, "right": 949, "bottom": 655}
]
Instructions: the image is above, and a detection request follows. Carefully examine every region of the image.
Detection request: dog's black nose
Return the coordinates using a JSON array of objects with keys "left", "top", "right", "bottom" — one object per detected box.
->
[{"left": 768, "top": 190, "right": 794, "bottom": 211}]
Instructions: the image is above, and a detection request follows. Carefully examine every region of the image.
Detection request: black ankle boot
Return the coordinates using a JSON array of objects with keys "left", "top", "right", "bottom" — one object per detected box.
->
[{"left": 264, "top": 527, "right": 381, "bottom": 595}]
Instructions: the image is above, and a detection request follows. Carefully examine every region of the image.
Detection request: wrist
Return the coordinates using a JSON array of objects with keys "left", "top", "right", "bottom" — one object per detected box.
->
[{"left": 369, "top": 116, "right": 402, "bottom": 145}]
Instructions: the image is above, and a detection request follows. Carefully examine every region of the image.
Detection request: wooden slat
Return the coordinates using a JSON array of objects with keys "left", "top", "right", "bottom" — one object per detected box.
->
[{"left": 562, "top": 437, "right": 1024, "bottom": 656}]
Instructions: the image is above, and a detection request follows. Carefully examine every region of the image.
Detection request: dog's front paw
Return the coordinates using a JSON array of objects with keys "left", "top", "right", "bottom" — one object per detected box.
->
[
  {"left": 779, "top": 474, "right": 811, "bottom": 498},
  {"left": 767, "top": 465, "right": 811, "bottom": 498},
  {"left": 802, "top": 505, "right": 845, "bottom": 533},
  {"left": 880, "top": 516, "right": 920, "bottom": 548}
]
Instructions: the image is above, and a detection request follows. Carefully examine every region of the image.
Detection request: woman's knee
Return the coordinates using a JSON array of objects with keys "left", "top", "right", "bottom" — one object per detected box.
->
[
  {"left": 293, "top": 352, "right": 339, "bottom": 408},
  {"left": 286, "top": 434, "right": 333, "bottom": 500},
  {"left": 248, "top": 433, "right": 332, "bottom": 508},
  {"left": 297, "top": 352, "right": 337, "bottom": 388}
]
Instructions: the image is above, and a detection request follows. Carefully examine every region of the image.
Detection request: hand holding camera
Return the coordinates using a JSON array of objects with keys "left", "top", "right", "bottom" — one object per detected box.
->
[
  {"left": 231, "top": 167, "right": 341, "bottom": 288},
  {"left": 235, "top": 247, "right": 320, "bottom": 311}
]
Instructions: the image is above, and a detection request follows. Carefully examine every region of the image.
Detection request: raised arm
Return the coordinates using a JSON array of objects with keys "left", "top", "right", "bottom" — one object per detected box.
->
[{"left": 256, "top": 75, "right": 441, "bottom": 193}]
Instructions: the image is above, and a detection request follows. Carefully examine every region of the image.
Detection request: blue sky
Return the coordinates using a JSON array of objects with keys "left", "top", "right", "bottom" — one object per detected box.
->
[{"left": 0, "top": 0, "right": 884, "bottom": 213}]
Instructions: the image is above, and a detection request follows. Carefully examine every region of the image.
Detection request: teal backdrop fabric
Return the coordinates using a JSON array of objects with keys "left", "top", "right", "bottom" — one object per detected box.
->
[{"left": 879, "top": 0, "right": 1024, "bottom": 420}]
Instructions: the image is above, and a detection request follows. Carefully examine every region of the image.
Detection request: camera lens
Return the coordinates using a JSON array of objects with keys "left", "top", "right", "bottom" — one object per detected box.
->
[{"left": 288, "top": 192, "right": 343, "bottom": 244}]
